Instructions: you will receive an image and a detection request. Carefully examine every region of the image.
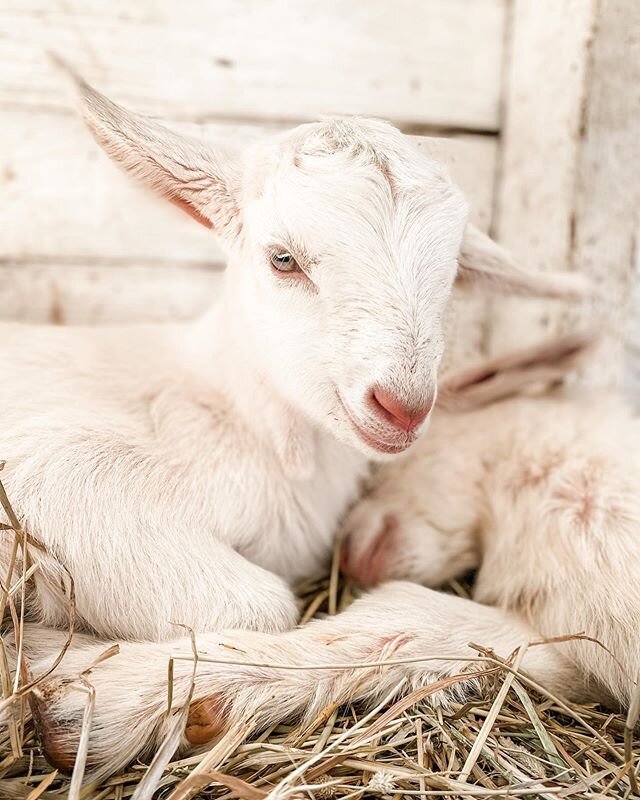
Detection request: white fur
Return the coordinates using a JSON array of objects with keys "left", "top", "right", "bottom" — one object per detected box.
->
[{"left": 0, "top": 70, "right": 596, "bottom": 778}]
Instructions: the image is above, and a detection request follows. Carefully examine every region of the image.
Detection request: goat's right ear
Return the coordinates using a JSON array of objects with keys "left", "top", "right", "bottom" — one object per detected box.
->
[
  {"left": 457, "top": 224, "right": 592, "bottom": 300},
  {"left": 53, "top": 56, "right": 242, "bottom": 242}
]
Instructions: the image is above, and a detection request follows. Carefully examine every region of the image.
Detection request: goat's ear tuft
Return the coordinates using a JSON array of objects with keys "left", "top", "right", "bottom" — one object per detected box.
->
[
  {"left": 438, "top": 331, "right": 598, "bottom": 412},
  {"left": 457, "top": 224, "right": 593, "bottom": 300},
  {"left": 51, "top": 55, "right": 242, "bottom": 242}
]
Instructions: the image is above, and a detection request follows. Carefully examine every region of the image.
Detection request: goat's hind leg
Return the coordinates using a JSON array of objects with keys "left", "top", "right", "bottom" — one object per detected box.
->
[{"left": 24, "top": 582, "right": 582, "bottom": 779}]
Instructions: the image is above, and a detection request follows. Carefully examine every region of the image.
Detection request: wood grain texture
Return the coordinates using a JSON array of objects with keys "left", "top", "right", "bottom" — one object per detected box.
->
[
  {"left": 0, "top": 263, "right": 223, "bottom": 325},
  {"left": 569, "top": 0, "right": 640, "bottom": 392},
  {"left": 491, "top": 0, "right": 598, "bottom": 351},
  {"left": 0, "top": 111, "right": 497, "bottom": 265},
  {"left": 417, "top": 136, "right": 498, "bottom": 369},
  {"left": 0, "top": 0, "right": 504, "bottom": 130},
  {"left": 492, "top": 0, "right": 640, "bottom": 393},
  {"left": 1, "top": 111, "right": 221, "bottom": 267},
  {"left": 624, "top": 224, "right": 640, "bottom": 407}
]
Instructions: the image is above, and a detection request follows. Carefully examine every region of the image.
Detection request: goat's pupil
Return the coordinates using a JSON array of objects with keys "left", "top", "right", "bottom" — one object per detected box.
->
[{"left": 272, "top": 252, "right": 298, "bottom": 272}]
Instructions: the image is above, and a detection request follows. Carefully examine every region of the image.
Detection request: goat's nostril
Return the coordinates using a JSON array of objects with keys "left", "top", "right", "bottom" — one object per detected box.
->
[{"left": 370, "top": 387, "right": 434, "bottom": 432}]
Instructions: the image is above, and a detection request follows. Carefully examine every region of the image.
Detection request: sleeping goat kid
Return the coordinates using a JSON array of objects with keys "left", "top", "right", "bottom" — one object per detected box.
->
[
  {"left": 343, "top": 352, "right": 640, "bottom": 708},
  {"left": 1, "top": 67, "right": 590, "bottom": 777}
]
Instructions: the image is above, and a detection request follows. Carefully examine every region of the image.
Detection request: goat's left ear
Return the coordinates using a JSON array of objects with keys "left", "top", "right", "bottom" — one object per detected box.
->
[
  {"left": 53, "top": 56, "right": 242, "bottom": 242},
  {"left": 438, "top": 331, "right": 597, "bottom": 412},
  {"left": 457, "top": 224, "right": 592, "bottom": 300}
]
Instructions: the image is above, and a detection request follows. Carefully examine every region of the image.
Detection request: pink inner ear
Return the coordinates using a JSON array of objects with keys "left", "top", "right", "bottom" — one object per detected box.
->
[{"left": 169, "top": 196, "right": 213, "bottom": 229}]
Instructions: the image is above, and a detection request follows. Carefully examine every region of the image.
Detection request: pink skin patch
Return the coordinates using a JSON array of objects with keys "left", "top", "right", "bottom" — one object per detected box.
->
[
  {"left": 377, "top": 632, "right": 416, "bottom": 657},
  {"left": 342, "top": 514, "right": 399, "bottom": 586}
]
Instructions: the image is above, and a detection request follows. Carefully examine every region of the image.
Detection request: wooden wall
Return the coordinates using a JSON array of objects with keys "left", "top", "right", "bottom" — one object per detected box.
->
[{"left": 492, "top": 0, "right": 640, "bottom": 396}]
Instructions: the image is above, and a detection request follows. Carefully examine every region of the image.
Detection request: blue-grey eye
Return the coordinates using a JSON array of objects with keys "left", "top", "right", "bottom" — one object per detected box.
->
[{"left": 270, "top": 251, "right": 301, "bottom": 273}]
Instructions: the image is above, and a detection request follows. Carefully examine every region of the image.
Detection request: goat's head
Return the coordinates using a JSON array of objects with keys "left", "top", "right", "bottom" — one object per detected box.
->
[
  {"left": 239, "top": 119, "right": 468, "bottom": 456},
  {"left": 61, "top": 63, "right": 590, "bottom": 458}
]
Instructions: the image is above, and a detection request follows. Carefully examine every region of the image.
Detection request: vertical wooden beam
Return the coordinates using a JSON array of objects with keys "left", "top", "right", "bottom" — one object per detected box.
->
[
  {"left": 492, "top": 0, "right": 640, "bottom": 390},
  {"left": 624, "top": 222, "right": 640, "bottom": 405}
]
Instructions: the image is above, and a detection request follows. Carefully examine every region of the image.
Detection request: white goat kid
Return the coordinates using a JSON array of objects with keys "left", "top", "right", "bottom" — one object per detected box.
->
[
  {"left": 1, "top": 69, "right": 589, "bottom": 777},
  {"left": 343, "top": 345, "right": 640, "bottom": 708}
]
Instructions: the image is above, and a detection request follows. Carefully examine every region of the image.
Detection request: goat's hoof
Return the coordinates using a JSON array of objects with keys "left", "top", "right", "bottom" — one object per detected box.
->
[
  {"left": 185, "top": 693, "right": 227, "bottom": 745},
  {"left": 30, "top": 680, "right": 82, "bottom": 775}
]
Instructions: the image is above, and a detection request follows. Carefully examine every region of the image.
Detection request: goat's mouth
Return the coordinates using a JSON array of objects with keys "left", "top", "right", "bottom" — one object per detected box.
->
[{"left": 335, "top": 392, "right": 417, "bottom": 455}]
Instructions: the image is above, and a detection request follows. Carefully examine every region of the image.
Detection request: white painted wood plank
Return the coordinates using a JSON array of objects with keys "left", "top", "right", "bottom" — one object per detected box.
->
[
  {"left": 492, "top": 0, "right": 598, "bottom": 351},
  {"left": 567, "top": 0, "right": 640, "bottom": 387},
  {"left": 422, "top": 134, "right": 498, "bottom": 370},
  {"left": 491, "top": 0, "right": 640, "bottom": 392},
  {"left": 414, "top": 135, "right": 496, "bottom": 234},
  {"left": 624, "top": 224, "right": 640, "bottom": 407},
  {"left": 0, "top": 110, "right": 497, "bottom": 264},
  {"left": 0, "top": 263, "right": 223, "bottom": 325},
  {"left": 1, "top": 111, "right": 222, "bottom": 266},
  {"left": 0, "top": 0, "right": 504, "bottom": 131},
  {"left": 573, "top": 0, "right": 640, "bottom": 392}
]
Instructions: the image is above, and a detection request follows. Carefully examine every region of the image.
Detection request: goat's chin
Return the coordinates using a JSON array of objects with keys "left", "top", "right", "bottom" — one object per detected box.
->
[
  {"left": 348, "top": 425, "right": 419, "bottom": 460},
  {"left": 333, "top": 392, "right": 421, "bottom": 459}
]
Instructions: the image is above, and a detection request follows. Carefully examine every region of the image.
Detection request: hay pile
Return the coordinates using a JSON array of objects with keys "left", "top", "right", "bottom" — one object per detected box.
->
[{"left": 1, "top": 476, "right": 639, "bottom": 799}]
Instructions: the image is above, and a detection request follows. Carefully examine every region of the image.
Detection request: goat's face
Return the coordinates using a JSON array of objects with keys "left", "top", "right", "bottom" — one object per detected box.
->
[
  {"left": 233, "top": 120, "right": 468, "bottom": 456},
  {"left": 67, "top": 66, "right": 587, "bottom": 458}
]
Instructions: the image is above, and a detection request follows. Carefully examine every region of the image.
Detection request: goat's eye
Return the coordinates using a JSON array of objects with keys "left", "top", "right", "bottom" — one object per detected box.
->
[{"left": 270, "top": 251, "right": 301, "bottom": 273}]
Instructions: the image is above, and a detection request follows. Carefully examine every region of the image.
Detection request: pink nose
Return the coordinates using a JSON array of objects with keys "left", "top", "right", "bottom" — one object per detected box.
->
[{"left": 369, "top": 387, "right": 435, "bottom": 432}]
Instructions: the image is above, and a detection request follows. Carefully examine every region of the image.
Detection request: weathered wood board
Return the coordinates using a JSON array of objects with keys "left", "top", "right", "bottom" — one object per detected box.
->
[
  {"left": 0, "top": 0, "right": 504, "bottom": 131},
  {"left": 0, "top": 263, "right": 223, "bottom": 326},
  {"left": 492, "top": 0, "right": 640, "bottom": 393}
]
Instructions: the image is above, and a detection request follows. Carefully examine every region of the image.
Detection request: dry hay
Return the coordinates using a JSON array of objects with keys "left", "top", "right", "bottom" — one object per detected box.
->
[{"left": 1, "top": 471, "right": 639, "bottom": 800}]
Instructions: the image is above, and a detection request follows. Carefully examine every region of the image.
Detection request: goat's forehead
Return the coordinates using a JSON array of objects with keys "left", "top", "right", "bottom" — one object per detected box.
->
[
  {"left": 241, "top": 119, "right": 468, "bottom": 261},
  {"left": 245, "top": 119, "right": 457, "bottom": 201},
  {"left": 245, "top": 183, "right": 467, "bottom": 273}
]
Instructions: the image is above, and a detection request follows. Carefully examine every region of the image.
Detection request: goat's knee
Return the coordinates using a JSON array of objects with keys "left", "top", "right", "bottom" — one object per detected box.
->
[{"left": 213, "top": 571, "right": 300, "bottom": 634}]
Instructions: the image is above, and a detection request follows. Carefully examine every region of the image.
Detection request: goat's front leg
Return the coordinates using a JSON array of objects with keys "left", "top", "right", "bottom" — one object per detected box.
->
[
  {"left": 20, "top": 582, "right": 580, "bottom": 779},
  {"left": 9, "top": 532, "right": 300, "bottom": 640}
]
